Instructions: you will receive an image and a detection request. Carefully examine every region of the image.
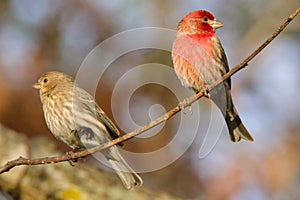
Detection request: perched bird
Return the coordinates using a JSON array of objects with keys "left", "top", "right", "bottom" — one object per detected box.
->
[
  {"left": 33, "top": 71, "right": 142, "bottom": 189},
  {"left": 172, "top": 10, "right": 254, "bottom": 142}
]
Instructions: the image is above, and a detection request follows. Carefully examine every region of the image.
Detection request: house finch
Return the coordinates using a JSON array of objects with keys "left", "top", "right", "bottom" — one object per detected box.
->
[
  {"left": 172, "top": 10, "right": 254, "bottom": 142},
  {"left": 33, "top": 71, "right": 142, "bottom": 189}
]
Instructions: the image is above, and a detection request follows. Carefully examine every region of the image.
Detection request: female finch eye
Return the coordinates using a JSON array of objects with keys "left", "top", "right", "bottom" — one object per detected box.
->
[{"left": 43, "top": 78, "right": 48, "bottom": 83}]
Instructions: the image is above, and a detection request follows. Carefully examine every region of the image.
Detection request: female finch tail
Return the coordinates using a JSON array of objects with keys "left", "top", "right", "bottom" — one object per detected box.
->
[{"left": 106, "top": 146, "right": 142, "bottom": 189}]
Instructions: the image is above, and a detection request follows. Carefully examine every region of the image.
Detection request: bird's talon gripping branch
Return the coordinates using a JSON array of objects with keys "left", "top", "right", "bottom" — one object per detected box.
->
[
  {"left": 64, "top": 151, "right": 77, "bottom": 166},
  {"left": 201, "top": 86, "right": 211, "bottom": 98}
]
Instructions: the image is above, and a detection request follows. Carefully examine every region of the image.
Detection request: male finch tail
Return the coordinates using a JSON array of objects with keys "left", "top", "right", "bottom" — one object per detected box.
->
[
  {"left": 210, "top": 85, "right": 254, "bottom": 143},
  {"left": 225, "top": 105, "right": 254, "bottom": 142}
]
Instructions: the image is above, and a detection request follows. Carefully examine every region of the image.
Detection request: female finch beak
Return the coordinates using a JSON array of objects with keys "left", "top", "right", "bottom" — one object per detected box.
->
[
  {"left": 209, "top": 19, "right": 224, "bottom": 30},
  {"left": 32, "top": 83, "right": 41, "bottom": 89}
]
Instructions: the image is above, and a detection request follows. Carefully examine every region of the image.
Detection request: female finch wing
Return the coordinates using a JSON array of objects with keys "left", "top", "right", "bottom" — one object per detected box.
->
[
  {"left": 95, "top": 105, "right": 121, "bottom": 140},
  {"left": 74, "top": 87, "right": 121, "bottom": 142}
]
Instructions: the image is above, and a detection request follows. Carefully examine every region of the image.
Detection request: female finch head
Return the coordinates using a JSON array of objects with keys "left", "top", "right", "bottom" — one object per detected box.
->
[
  {"left": 177, "top": 10, "right": 224, "bottom": 35},
  {"left": 33, "top": 71, "right": 74, "bottom": 96}
]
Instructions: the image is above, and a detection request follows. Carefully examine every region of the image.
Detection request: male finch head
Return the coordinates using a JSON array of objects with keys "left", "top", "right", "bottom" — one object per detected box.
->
[{"left": 177, "top": 10, "right": 223, "bottom": 35}]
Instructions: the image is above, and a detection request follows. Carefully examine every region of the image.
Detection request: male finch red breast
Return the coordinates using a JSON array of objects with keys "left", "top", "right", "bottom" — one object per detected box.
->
[
  {"left": 33, "top": 71, "right": 142, "bottom": 189},
  {"left": 172, "top": 10, "right": 254, "bottom": 142}
]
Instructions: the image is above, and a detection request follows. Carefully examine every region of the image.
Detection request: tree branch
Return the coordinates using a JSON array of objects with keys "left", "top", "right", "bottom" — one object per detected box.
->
[{"left": 0, "top": 6, "right": 299, "bottom": 174}]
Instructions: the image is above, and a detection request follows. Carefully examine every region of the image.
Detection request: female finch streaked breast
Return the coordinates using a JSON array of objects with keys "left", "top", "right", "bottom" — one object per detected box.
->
[
  {"left": 33, "top": 71, "right": 142, "bottom": 189},
  {"left": 172, "top": 10, "right": 254, "bottom": 142}
]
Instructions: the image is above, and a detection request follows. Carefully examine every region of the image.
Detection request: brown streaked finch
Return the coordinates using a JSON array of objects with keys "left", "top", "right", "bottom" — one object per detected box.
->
[
  {"left": 33, "top": 71, "right": 142, "bottom": 189},
  {"left": 172, "top": 10, "right": 254, "bottom": 142}
]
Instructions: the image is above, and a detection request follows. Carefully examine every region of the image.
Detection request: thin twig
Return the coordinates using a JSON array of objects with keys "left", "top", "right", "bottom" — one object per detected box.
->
[{"left": 0, "top": 6, "right": 299, "bottom": 174}]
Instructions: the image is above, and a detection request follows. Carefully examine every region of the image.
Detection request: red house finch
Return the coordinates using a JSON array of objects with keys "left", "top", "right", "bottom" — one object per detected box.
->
[
  {"left": 33, "top": 71, "right": 142, "bottom": 189},
  {"left": 172, "top": 10, "right": 254, "bottom": 142}
]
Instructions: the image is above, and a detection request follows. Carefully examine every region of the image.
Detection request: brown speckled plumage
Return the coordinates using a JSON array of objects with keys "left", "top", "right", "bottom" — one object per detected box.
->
[{"left": 33, "top": 71, "right": 142, "bottom": 189}]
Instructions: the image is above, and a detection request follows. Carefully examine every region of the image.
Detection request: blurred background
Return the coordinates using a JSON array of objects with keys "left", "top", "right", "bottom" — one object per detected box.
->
[{"left": 0, "top": 0, "right": 299, "bottom": 199}]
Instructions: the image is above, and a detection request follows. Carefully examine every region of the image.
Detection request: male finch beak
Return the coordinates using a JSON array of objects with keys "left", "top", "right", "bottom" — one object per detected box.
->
[
  {"left": 32, "top": 82, "right": 41, "bottom": 89},
  {"left": 209, "top": 19, "right": 224, "bottom": 30}
]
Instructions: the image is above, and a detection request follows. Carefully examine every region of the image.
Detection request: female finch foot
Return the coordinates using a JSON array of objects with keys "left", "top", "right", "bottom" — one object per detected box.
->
[{"left": 64, "top": 151, "right": 77, "bottom": 166}]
